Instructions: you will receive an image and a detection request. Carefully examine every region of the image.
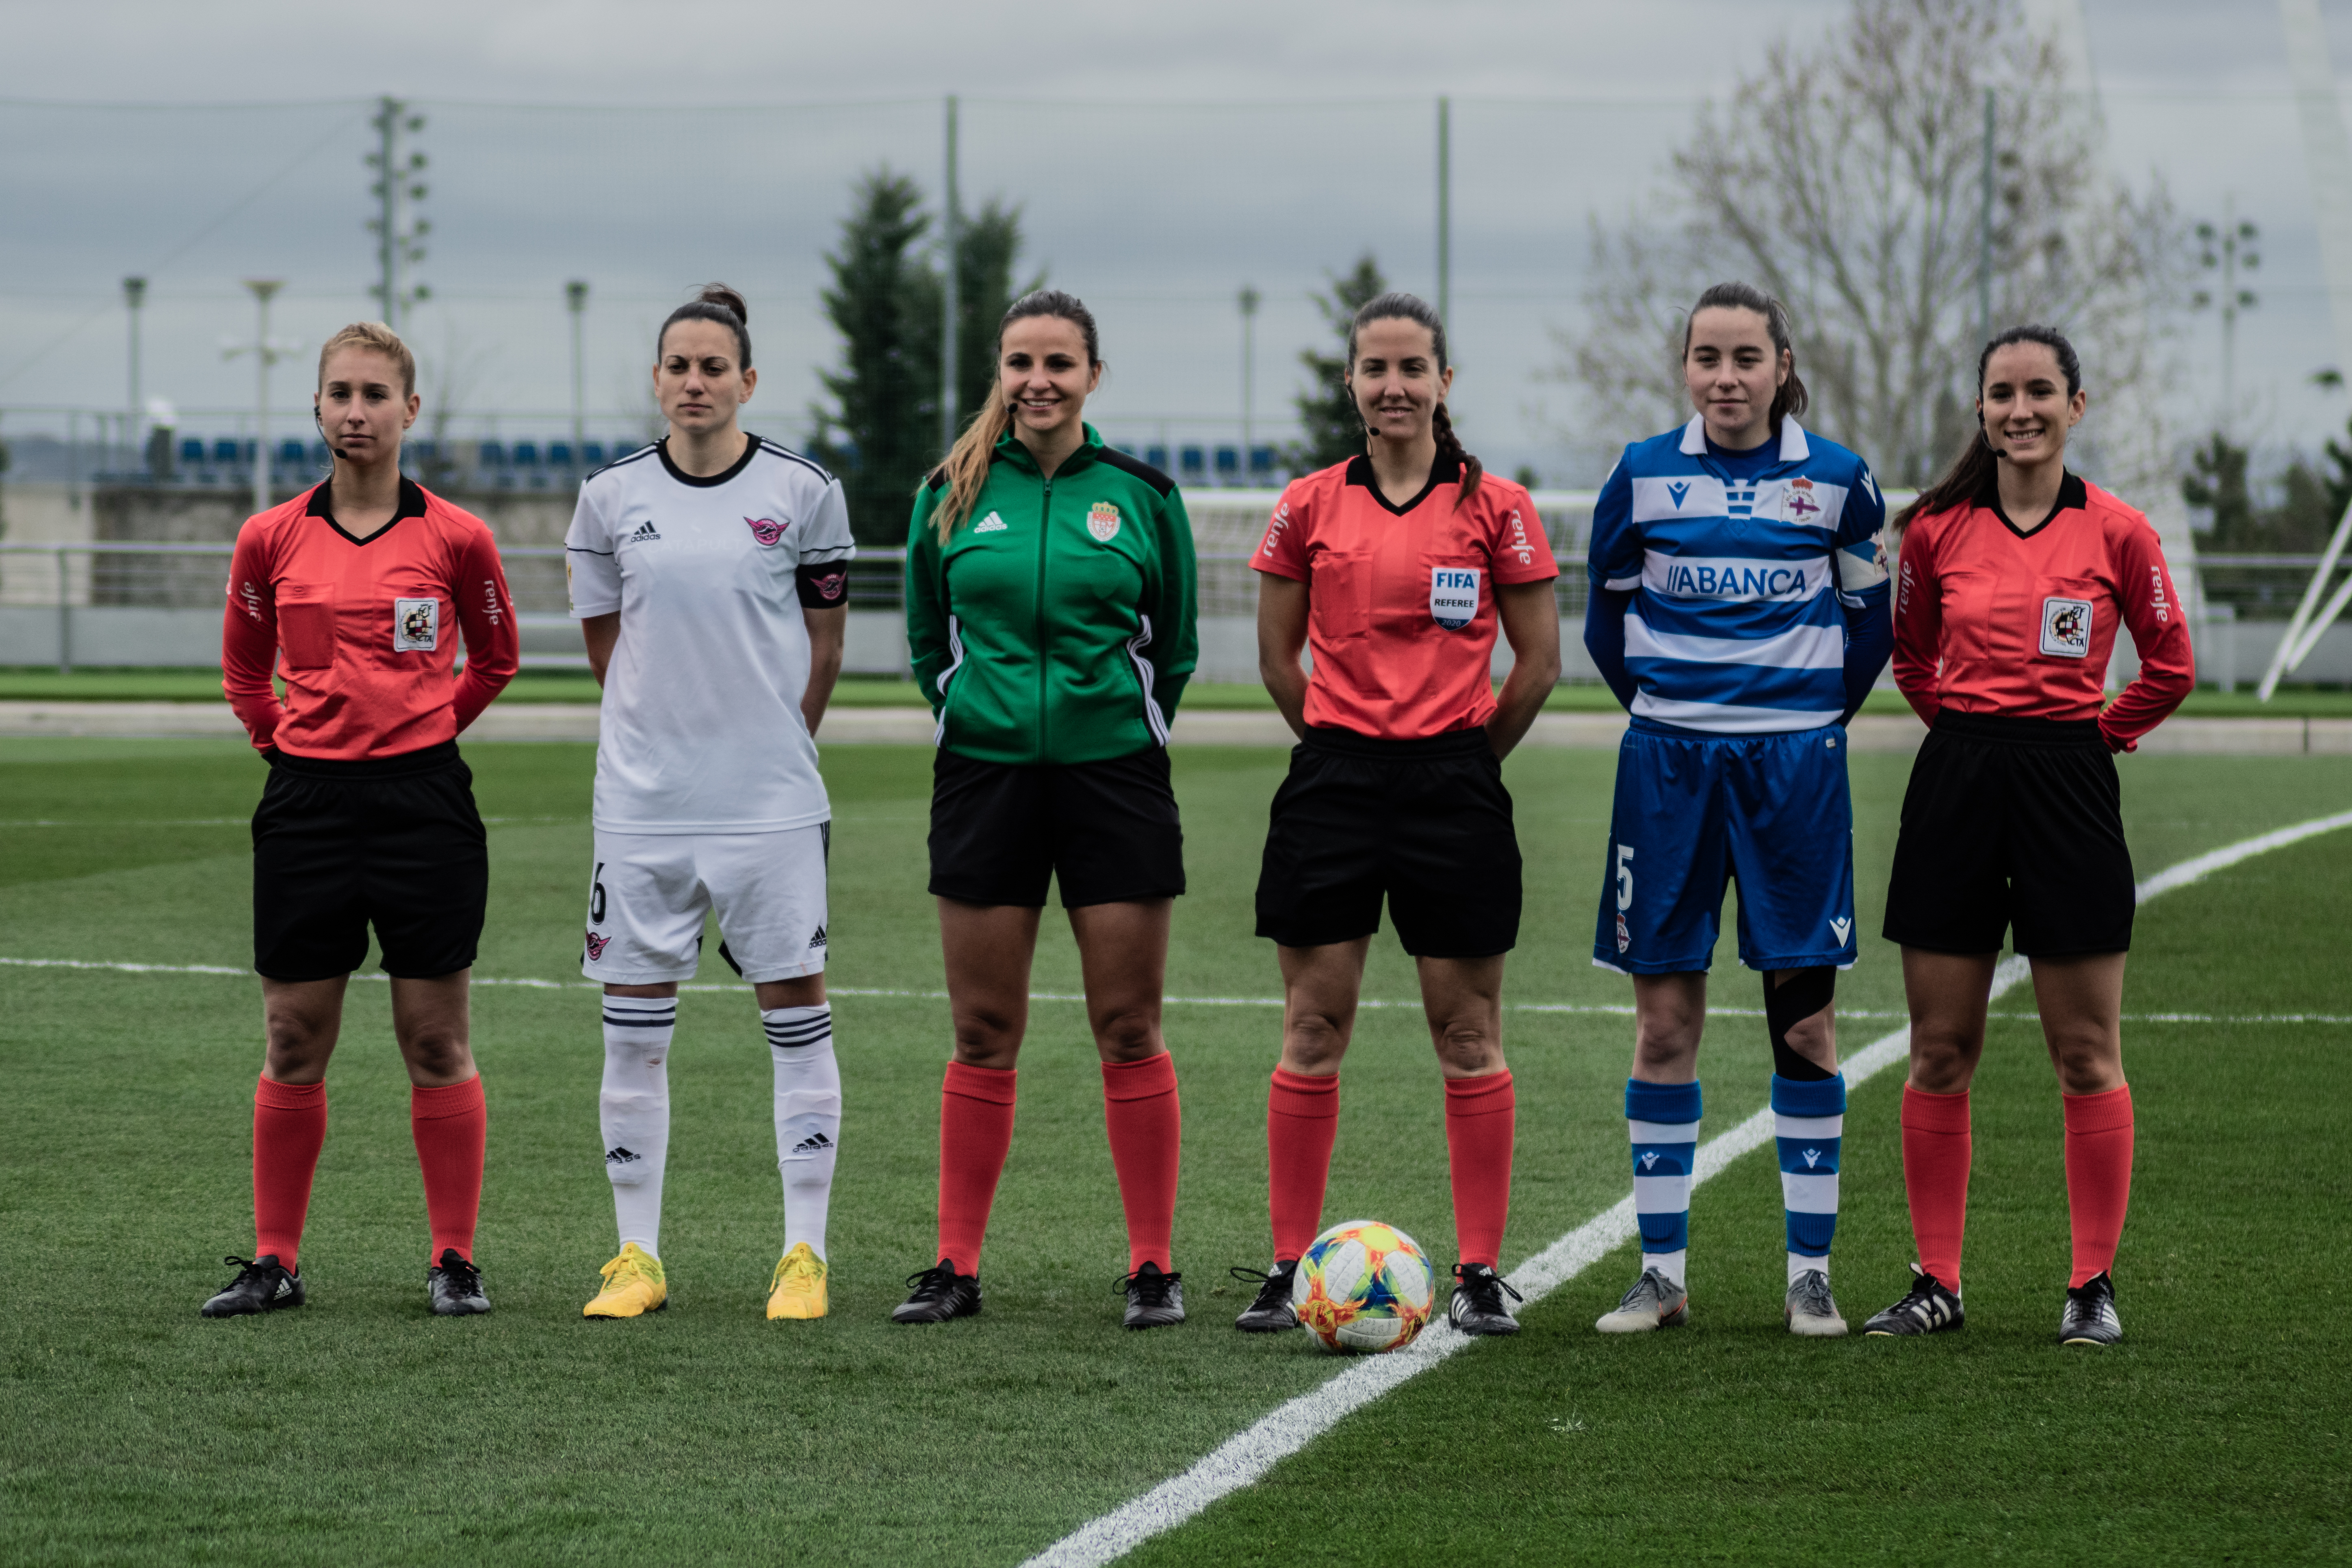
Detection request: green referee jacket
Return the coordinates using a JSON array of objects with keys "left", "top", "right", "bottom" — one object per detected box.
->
[{"left": 906, "top": 425, "right": 1198, "bottom": 766}]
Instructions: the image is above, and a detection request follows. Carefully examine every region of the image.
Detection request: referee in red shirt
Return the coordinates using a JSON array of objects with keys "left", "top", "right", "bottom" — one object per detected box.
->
[
  {"left": 202, "top": 321, "right": 520, "bottom": 1319},
  {"left": 1235, "top": 292, "right": 1561, "bottom": 1338},
  {"left": 1863, "top": 325, "right": 2191, "bottom": 1347}
]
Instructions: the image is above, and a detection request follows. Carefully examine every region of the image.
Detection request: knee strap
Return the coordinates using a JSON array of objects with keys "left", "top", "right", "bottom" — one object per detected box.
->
[{"left": 1766, "top": 967, "right": 1837, "bottom": 1082}]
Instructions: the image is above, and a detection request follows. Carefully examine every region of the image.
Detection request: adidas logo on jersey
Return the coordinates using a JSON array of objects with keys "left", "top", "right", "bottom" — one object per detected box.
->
[
  {"left": 629, "top": 520, "right": 663, "bottom": 542},
  {"left": 790, "top": 1130, "right": 834, "bottom": 1156},
  {"left": 974, "top": 512, "right": 1008, "bottom": 533},
  {"left": 808, "top": 924, "right": 828, "bottom": 950}
]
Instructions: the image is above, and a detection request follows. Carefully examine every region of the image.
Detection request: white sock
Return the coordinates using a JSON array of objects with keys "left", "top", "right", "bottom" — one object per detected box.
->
[
  {"left": 765, "top": 1005, "right": 841, "bottom": 1262},
  {"left": 600, "top": 994, "right": 675, "bottom": 1258},
  {"left": 1789, "top": 1253, "right": 1828, "bottom": 1286}
]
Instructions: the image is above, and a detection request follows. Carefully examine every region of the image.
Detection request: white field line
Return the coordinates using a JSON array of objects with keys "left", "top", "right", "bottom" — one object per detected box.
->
[
  {"left": 0, "top": 962, "right": 2345, "bottom": 1027},
  {"left": 1018, "top": 807, "right": 2352, "bottom": 1568}
]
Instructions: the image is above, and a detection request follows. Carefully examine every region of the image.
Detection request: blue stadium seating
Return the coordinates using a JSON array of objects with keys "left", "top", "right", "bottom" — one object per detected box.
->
[
  {"left": 582, "top": 442, "right": 607, "bottom": 468},
  {"left": 1146, "top": 445, "right": 1168, "bottom": 470},
  {"left": 548, "top": 442, "right": 574, "bottom": 469},
  {"left": 1214, "top": 446, "right": 1240, "bottom": 479},
  {"left": 1250, "top": 446, "right": 1278, "bottom": 477},
  {"left": 212, "top": 439, "right": 242, "bottom": 467},
  {"left": 179, "top": 438, "right": 206, "bottom": 469},
  {"left": 1179, "top": 446, "right": 1205, "bottom": 476}
]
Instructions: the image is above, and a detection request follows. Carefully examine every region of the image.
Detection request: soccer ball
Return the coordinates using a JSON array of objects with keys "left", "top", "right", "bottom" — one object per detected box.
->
[{"left": 1292, "top": 1219, "right": 1435, "bottom": 1353}]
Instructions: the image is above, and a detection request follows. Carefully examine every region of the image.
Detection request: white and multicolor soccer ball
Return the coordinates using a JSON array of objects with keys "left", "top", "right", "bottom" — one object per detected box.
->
[{"left": 1292, "top": 1219, "right": 1435, "bottom": 1353}]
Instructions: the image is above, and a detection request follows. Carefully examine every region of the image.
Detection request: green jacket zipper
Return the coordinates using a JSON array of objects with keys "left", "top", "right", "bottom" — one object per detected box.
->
[{"left": 1035, "top": 474, "right": 1052, "bottom": 766}]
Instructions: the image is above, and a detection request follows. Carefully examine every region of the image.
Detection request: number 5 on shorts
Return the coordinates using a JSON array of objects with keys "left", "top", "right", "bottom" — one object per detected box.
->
[{"left": 1615, "top": 844, "right": 1635, "bottom": 911}]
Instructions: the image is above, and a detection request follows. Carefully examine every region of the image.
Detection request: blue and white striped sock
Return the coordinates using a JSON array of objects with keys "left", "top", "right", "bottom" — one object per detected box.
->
[
  {"left": 1626, "top": 1078, "right": 1702, "bottom": 1289},
  {"left": 1772, "top": 1071, "right": 1845, "bottom": 1283}
]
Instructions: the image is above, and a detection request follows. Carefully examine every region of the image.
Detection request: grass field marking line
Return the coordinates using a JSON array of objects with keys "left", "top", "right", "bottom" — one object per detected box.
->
[{"left": 2132, "top": 808, "right": 2352, "bottom": 901}]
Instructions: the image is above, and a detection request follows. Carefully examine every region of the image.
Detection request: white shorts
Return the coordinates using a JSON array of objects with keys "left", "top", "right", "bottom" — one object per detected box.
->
[{"left": 583, "top": 824, "right": 830, "bottom": 985}]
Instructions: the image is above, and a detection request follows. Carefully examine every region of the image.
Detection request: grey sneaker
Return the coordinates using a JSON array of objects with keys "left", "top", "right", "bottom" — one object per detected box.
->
[
  {"left": 2057, "top": 1272, "right": 2122, "bottom": 1346},
  {"left": 1862, "top": 1264, "right": 1964, "bottom": 1336},
  {"left": 1231, "top": 1262, "right": 1299, "bottom": 1332},
  {"left": 1784, "top": 1268, "right": 1847, "bottom": 1338},
  {"left": 1595, "top": 1267, "right": 1689, "bottom": 1333},
  {"left": 1119, "top": 1262, "right": 1185, "bottom": 1330},
  {"left": 427, "top": 1249, "right": 490, "bottom": 1316}
]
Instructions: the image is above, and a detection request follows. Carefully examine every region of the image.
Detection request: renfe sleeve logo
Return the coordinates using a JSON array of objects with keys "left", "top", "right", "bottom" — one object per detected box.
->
[{"left": 1430, "top": 566, "right": 1480, "bottom": 630}]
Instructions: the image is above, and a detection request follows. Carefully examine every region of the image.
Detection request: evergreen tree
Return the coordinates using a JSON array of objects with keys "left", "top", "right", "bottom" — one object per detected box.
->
[
  {"left": 1288, "top": 253, "right": 1389, "bottom": 473},
  {"left": 2182, "top": 432, "right": 2254, "bottom": 550},
  {"left": 811, "top": 176, "right": 1038, "bottom": 544}
]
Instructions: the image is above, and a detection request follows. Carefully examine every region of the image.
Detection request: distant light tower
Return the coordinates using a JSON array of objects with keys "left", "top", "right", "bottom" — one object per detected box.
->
[
  {"left": 225, "top": 280, "right": 295, "bottom": 516},
  {"left": 366, "top": 97, "right": 430, "bottom": 331},
  {"left": 122, "top": 276, "right": 147, "bottom": 466},
  {"left": 2192, "top": 196, "right": 2260, "bottom": 435},
  {"left": 566, "top": 280, "right": 590, "bottom": 457},
  {"left": 1238, "top": 284, "right": 1262, "bottom": 461}
]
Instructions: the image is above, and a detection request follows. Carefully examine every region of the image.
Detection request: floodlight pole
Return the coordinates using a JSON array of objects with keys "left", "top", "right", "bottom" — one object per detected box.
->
[
  {"left": 123, "top": 276, "right": 147, "bottom": 466},
  {"left": 566, "top": 280, "right": 590, "bottom": 458},
  {"left": 1978, "top": 89, "right": 1995, "bottom": 351},
  {"left": 1436, "top": 96, "right": 1452, "bottom": 327},
  {"left": 1239, "top": 285, "right": 1260, "bottom": 458},
  {"left": 232, "top": 280, "right": 288, "bottom": 518},
  {"left": 941, "top": 94, "right": 961, "bottom": 457}
]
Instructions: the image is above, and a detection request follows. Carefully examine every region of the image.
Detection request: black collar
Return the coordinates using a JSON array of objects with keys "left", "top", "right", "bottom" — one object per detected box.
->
[
  {"left": 307, "top": 477, "right": 428, "bottom": 547},
  {"left": 1345, "top": 453, "right": 1461, "bottom": 517},
  {"left": 1975, "top": 468, "right": 2088, "bottom": 539},
  {"left": 657, "top": 435, "right": 761, "bottom": 488}
]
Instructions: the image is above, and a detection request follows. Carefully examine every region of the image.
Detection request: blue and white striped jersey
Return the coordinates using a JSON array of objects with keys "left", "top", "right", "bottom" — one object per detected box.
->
[{"left": 1588, "top": 416, "right": 1888, "bottom": 734}]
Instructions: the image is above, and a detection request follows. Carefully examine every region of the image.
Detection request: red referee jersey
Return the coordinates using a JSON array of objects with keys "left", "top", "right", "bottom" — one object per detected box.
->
[
  {"left": 222, "top": 479, "right": 520, "bottom": 759},
  {"left": 1255, "top": 457, "right": 1558, "bottom": 739},
  {"left": 1892, "top": 471, "right": 2192, "bottom": 751}
]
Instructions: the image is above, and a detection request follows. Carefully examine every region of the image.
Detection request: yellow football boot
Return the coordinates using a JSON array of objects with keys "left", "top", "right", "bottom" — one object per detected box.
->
[
  {"left": 766, "top": 1242, "right": 828, "bottom": 1321},
  {"left": 583, "top": 1243, "right": 668, "bottom": 1319}
]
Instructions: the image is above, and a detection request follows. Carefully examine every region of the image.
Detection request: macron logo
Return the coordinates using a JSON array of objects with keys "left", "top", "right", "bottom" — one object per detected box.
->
[
  {"left": 1667, "top": 481, "right": 1690, "bottom": 509},
  {"left": 1803, "top": 1148, "right": 1822, "bottom": 1169},
  {"left": 1830, "top": 917, "right": 1852, "bottom": 944},
  {"left": 975, "top": 512, "right": 1008, "bottom": 534},
  {"left": 1639, "top": 1152, "right": 1659, "bottom": 1171}
]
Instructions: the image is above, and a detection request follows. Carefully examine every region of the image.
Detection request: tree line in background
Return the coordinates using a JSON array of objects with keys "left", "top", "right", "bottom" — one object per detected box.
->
[{"left": 2182, "top": 426, "right": 2352, "bottom": 555}]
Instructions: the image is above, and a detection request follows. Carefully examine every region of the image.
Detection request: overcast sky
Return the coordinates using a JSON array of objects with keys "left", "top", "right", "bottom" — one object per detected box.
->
[{"left": 0, "top": 0, "right": 2343, "bottom": 485}]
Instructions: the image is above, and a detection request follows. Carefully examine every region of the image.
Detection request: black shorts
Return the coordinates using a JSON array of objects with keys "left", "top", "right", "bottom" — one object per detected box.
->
[
  {"left": 251, "top": 741, "right": 490, "bottom": 981},
  {"left": 1882, "top": 712, "right": 2134, "bottom": 958},
  {"left": 1255, "top": 726, "right": 1521, "bottom": 959},
  {"left": 928, "top": 746, "right": 1185, "bottom": 909}
]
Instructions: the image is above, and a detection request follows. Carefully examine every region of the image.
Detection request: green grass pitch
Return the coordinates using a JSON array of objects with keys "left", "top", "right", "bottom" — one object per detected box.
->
[{"left": 1, "top": 737, "right": 2346, "bottom": 1564}]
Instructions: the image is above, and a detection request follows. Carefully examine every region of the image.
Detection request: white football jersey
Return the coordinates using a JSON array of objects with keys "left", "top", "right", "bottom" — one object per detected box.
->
[{"left": 566, "top": 437, "right": 854, "bottom": 834}]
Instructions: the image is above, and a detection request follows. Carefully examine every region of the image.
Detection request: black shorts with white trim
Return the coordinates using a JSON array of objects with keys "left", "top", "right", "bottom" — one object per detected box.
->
[
  {"left": 1882, "top": 711, "right": 2135, "bottom": 958},
  {"left": 1254, "top": 725, "right": 1521, "bottom": 959},
  {"left": 251, "top": 741, "right": 489, "bottom": 980}
]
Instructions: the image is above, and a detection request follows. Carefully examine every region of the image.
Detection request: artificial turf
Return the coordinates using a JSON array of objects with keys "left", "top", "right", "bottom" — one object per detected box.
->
[{"left": 0, "top": 738, "right": 2345, "bottom": 1564}]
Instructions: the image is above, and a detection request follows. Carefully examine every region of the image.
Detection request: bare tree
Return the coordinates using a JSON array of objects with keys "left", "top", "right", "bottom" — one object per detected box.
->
[{"left": 1549, "top": 0, "right": 2183, "bottom": 488}]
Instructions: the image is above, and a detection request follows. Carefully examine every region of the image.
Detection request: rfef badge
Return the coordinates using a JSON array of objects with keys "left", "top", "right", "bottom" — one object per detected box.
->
[
  {"left": 1429, "top": 566, "right": 1480, "bottom": 630},
  {"left": 2040, "top": 596, "right": 2092, "bottom": 658},
  {"left": 393, "top": 597, "right": 439, "bottom": 652}
]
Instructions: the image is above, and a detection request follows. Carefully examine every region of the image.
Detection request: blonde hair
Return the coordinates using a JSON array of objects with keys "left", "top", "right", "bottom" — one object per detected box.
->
[
  {"left": 926, "top": 289, "right": 1101, "bottom": 543},
  {"left": 316, "top": 321, "right": 416, "bottom": 397}
]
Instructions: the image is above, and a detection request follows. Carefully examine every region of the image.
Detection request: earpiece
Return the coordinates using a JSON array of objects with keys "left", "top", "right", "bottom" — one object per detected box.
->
[{"left": 315, "top": 406, "right": 349, "bottom": 463}]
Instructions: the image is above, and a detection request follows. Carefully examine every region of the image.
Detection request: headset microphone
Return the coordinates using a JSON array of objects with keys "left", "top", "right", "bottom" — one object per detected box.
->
[{"left": 315, "top": 407, "right": 349, "bottom": 463}]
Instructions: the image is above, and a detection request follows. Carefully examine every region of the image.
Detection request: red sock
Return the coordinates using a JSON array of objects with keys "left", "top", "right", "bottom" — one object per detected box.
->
[
  {"left": 411, "top": 1076, "right": 487, "bottom": 1265},
  {"left": 2063, "top": 1084, "right": 2134, "bottom": 1287},
  {"left": 1267, "top": 1068, "right": 1340, "bottom": 1262},
  {"left": 939, "top": 1061, "right": 1018, "bottom": 1275},
  {"left": 1444, "top": 1070, "right": 1516, "bottom": 1269},
  {"left": 1101, "top": 1052, "right": 1181, "bottom": 1273},
  {"left": 1901, "top": 1085, "right": 1972, "bottom": 1292},
  {"left": 252, "top": 1076, "right": 327, "bottom": 1270}
]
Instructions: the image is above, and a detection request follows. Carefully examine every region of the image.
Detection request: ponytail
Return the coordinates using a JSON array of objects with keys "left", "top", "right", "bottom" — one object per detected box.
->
[
  {"left": 1897, "top": 323, "right": 2084, "bottom": 532},
  {"left": 1431, "top": 402, "right": 1485, "bottom": 506},
  {"left": 923, "top": 287, "right": 1102, "bottom": 544},
  {"left": 1347, "top": 290, "right": 1483, "bottom": 505},
  {"left": 930, "top": 383, "right": 1015, "bottom": 541}
]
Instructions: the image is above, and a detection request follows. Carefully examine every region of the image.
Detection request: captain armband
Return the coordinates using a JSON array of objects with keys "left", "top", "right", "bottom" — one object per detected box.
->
[
  {"left": 1836, "top": 529, "right": 1890, "bottom": 596},
  {"left": 796, "top": 562, "right": 851, "bottom": 609}
]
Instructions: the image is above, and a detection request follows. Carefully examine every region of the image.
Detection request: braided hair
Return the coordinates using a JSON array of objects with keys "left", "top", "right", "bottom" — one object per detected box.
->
[
  {"left": 1897, "top": 324, "right": 2083, "bottom": 531},
  {"left": 1346, "top": 291, "right": 1483, "bottom": 505}
]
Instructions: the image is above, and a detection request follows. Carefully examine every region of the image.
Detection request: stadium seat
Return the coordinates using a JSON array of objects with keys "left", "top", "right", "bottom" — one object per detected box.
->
[
  {"left": 548, "top": 442, "right": 574, "bottom": 468},
  {"left": 582, "top": 442, "right": 607, "bottom": 468},
  {"left": 1179, "top": 446, "right": 1205, "bottom": 476},
  {"left": 178, "top": 438, "right": 206, "bottom": 469},
  {"left": 275, "top": 439, "right": 306, "bottom": 471},
  {"left": 1146, "top": 445, "right": 1168, "bottom": 470},
  {"left": 1214, "top": 447, "right": 1240, "bottom": 480},
  {"left": 1250, "top": 445, "right": 1277, "bottom": 477},
  {"left": 212, "top": 439, "right": 241, "bottom": 467}
]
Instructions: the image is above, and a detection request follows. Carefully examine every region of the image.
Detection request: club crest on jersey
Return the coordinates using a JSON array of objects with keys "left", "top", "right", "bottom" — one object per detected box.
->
[
  {"left": 1782, "top": 475, "right": 1822, "bottom": 522},
  {"left": 1087, "top": 501, "right": 1122, "bottom": 543},
  {"left": 2040, "top": 596, "right": 2092, "bottom": 658},
  {"left": 745, "top": 516, "right": 787, "bottom": 547},
  {"left": 584, "top": 930, "right": 611, "bottom": 962},
  {"left": 392, "top": 597, "right": 438, "bottom": 652},
  {"left": 1429, "top": 566, "right": 1479, "bottom": 629}
]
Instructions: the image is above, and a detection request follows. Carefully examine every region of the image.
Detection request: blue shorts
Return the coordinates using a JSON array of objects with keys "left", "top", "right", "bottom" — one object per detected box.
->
[{"left": 1593, "top": 721, "right": 1857, "bottom": 975}]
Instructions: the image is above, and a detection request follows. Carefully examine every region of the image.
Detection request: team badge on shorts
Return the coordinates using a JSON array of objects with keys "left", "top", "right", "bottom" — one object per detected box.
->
[
  {"left": 2040, "top": 596, "right": 2093, "bottom": 658},
  {"left": 1616, "top": 911, "right": 1631, "bottom": 954},
  {"left": 745, "top": 516, "right": 787, "bottom": 547},
  {"left": 1430, "top": 566, "right": 1480, "bottom": 630},
  {"left": 1087, "top": 502, "right": 1122, "bottom": 543},
  {"left": 393, "top": 597, "right": 439, "bottom": 651},
  {"left": 585, "top": 930, "right": 611, "bottom": 962}
]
